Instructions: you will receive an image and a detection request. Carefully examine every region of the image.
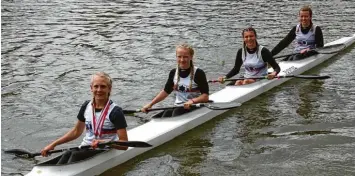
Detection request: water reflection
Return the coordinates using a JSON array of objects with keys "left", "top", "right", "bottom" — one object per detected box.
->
[
  {"left": 296, "top": 79, "right": 325, "bottom": 121},
  {"left": 234, "top": 97, "right": 276, "bottom": 144},
  {"left": 102, "top": 125, "right": 213, "bottom": 176},
  {"left": 2, "top": 0, "right": 355, "bottom": 175}
]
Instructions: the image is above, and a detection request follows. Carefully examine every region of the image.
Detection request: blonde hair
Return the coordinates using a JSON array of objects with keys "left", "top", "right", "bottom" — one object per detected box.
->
[
  {"left": 91, "top": 72, "right": 112, "bottom": 99},
  {"left": 176, "top": 43, "right": 194, "bottom": 56},
  {"left": 174, "top": 44, "right": 195, "bottom": 91}
]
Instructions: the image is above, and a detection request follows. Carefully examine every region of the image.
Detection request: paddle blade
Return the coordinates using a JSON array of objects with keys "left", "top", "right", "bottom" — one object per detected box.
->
[
  {"left": 291, "top": 75, "right": 330, "bottom": 79},
  {"left": 112, "top": 141, "right": 152, "bottom": 148},
  {"left": 201, "top": 102, "right": 242, "bottom": 110},
  {"left": 4, "top": 149, "right": 30, "bottom": 155},
  {"left": 4, "top": 149, "right": 35, "bottom": 158}
]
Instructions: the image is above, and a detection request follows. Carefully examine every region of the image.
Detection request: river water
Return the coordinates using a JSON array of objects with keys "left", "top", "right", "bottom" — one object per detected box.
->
[{"left": 1, "top": 0, "right": 355, "bottom": 175}]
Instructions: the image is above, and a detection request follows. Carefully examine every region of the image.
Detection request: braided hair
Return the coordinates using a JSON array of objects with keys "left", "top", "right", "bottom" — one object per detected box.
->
[{"left": 174, "top": 44, "right": 195, "bottom": 91}]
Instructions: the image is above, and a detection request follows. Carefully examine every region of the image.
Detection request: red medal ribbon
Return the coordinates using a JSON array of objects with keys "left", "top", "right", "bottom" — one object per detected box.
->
[{"left": 92, "top": 100, "right": 111, "bottom": 138}]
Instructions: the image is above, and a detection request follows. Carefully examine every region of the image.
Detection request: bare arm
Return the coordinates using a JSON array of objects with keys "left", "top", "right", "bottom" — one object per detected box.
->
[
  {"left": 142, "top": 69, "right": 174, "bottom": 112},
  {"left": 110, "top": 128, "right": 128, "bottom": 150},
  {"left": 41, "top": 120, "right": 85, "bottom": 156},
  {"left": 150, "top": 90, "right": 170, "bottom": 106},
  {"left": 191, "top": 93, "right": 209, "bottom": 103},
  {"left": 50, "top": 120, "right": 85, "bottom": 146},
  {"left": 142, "top": 90, "right": 169, "bottom": 112},
  {"left": 184, "top": 93, "right": 209, "bottom": 109}
]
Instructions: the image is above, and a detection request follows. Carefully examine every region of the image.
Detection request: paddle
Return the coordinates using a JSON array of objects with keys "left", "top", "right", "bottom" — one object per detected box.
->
[
  {"left": 123, "top": 102, "right": 242, "bottom": 114},
  {"left": 4, "top": 141, "right": 152, "bottom": 159},
  {"left": 273, "top": 43, "right": 346, "bottom": 59},
  {"left": 208, "top": 75, "right": 330, "bottom": 83}
]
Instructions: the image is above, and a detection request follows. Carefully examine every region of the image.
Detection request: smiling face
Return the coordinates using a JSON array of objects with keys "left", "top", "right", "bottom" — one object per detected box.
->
[
  {"left": 299, "top": 10, "right": 311, "bottom": 28},
  {"left": 90, "top": 74, "right": 112, "bottom": 102},
  {"left": 243, "top": 30, "right": 257, "bottom": 49},
  {"left": 176, "top": 47, "right": 193, "bottom": 69}
]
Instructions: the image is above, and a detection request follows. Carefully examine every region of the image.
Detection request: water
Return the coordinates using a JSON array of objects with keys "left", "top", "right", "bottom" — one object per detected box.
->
[{"left": 1, "top": 0, "right": 355, "bottom": 175}]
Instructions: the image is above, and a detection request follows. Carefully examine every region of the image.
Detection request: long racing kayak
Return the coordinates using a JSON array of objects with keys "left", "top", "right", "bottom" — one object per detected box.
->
[{"left": 25, "top": 34, "right": 355, "bottom": 176}]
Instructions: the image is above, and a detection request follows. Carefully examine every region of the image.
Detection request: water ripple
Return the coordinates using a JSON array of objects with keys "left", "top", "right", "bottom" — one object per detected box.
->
[{"left": 2, "top": 0, "right": 355, "bottom": 175}]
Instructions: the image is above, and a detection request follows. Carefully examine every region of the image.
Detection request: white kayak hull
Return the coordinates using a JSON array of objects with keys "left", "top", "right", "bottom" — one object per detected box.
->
[{"left": 26, "top": 34, "right": 355, "bottom": 176}]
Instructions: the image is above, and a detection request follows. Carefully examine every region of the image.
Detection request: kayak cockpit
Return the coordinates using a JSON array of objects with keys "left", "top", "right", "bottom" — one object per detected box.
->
[{"left": 36, "top": 149, "right": 108, "bottom": 166}]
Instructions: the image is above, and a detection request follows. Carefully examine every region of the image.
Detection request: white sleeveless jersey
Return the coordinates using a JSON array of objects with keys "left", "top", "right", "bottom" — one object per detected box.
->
[
  {"left": 80, "top": 100, "right": 118, "bottom": 146},
  {"left": 173, "top": 66, "right": 201, "bottom": 104},
  {"left": 242, "top": 45, "right": 268, "bottom": 78},
  {"left": 294, "top": 23, "right": 317, "bottom": 52}
]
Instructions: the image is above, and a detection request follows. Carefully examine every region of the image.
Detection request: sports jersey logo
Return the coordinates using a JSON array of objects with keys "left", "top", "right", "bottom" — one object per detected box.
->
[
  {"left": 85, "top": 121, "right": 93, "bottom": 130},
  {"left": 178, "top": 85, "right": 189, "bottom": 92}
]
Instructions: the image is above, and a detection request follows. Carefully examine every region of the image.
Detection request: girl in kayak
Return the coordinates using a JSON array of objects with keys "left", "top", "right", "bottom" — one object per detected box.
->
[
  {"left": 41, "top": 72, "right": 128, "bottom": 164},
  {"left": 218, "top": 27, "right": 280, "bottom": 85},
  {"left": 271, "top": 6, "right": 324, "bottom": 61},
  {"left": 141, "top": 43, "right": 209, "bottom": 117}
]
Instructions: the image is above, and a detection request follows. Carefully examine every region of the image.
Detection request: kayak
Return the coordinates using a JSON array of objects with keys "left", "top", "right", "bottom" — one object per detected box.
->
[{"left": 25, "top": 34, "right": 355, "bottom": 176}]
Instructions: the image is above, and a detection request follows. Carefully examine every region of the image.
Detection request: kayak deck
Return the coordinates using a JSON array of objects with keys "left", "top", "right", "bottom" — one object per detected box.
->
[{"left": 26, "top": 34, "right": 355, "bottom": 176}]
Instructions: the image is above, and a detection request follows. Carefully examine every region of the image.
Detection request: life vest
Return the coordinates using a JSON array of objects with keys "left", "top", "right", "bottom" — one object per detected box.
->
[
  {"left": 242, "top": 45, "right": 268, "bottom": 78},
  {"left": 80, "top": 100, "right": 118, "bottom": 146},
  {"left": 173, "top": 66, "right": 201, "bottom": 104},
  {"left": 294, "top": 23, "right": 317, "bottom": 52}
]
